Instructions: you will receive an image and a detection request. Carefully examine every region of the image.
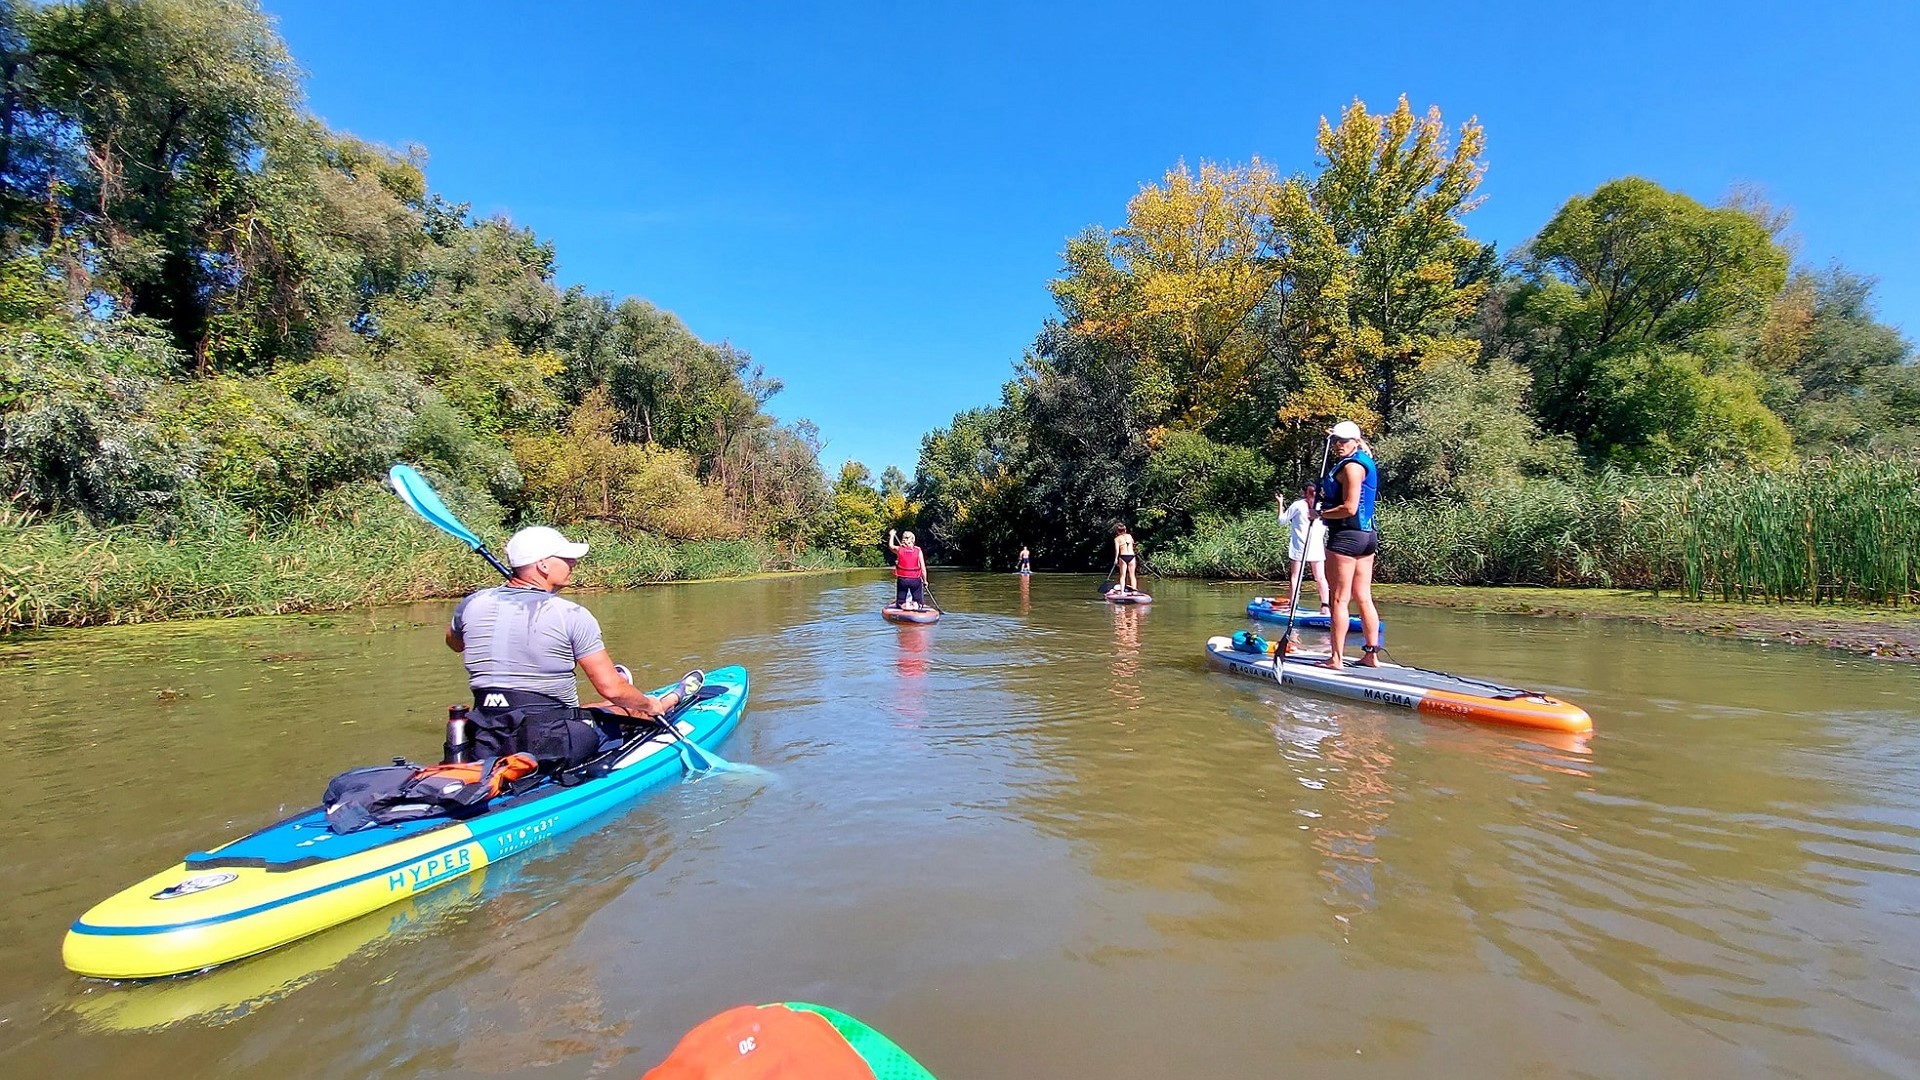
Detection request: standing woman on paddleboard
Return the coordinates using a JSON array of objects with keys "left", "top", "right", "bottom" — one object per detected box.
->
[
  {"left": 888, "top": 528, "right": 931, "bottom": 610},
  {"left": 1112, "top": 523, "right": 1141, "bottom": 595},
  {"left": 1318, "top": 421, "right": 1382, "bottom": 668}
]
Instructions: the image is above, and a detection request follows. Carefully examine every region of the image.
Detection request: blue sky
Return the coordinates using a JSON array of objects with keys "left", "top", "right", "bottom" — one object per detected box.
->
[{"left": 266, "top": 0, "right": 1919, "bottom": 478}]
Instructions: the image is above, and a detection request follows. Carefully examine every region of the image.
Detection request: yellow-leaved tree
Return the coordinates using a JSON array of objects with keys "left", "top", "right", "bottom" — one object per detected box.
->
[
  {"left": 1269, "top": 96, "right": 1490, "bottom": 456},
  {"left": 1050, "top": 160, "right": 1282, "bottom": 433},
  {"left": 513, "top": 388, "right": 740, "bottom": 540}
]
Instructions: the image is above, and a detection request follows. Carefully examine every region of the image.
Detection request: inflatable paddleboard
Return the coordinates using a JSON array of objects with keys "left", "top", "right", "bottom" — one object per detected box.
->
[
  {"left": 645, "top": 1001, "right": 936, "bottom": 1079},
  {"left": 882, "top": 605, "right": 940, "bottom": 624},
  {"left": 1246, "top": 597, "right": 1376, "bottom": 636},
  {"left": 1104, "top": 589, "right": 1151, "bottom": 605},
  {"left": 1204, "top": 637, "right": 1591, "bottom": 734},
  {"left": 64, "top": 668, "right": 749, "bottom": 980}
]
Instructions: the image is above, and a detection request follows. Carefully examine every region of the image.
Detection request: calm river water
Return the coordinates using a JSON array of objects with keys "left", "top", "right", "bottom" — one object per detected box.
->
[{"left": 2, "top": 571, "right": 1917, "bottom": 1078}]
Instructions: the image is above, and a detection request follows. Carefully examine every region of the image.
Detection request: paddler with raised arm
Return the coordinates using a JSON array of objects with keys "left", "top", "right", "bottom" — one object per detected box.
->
[{"left": 886, "top": 529, "right": 930, "bottom": 610}]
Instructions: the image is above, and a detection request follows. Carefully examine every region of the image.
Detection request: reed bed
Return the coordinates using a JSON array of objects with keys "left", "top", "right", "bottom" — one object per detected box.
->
[
  {"left": 1678, "top": 456, "right": 1920, "bottom": 604},
  {"left": 1157, "top": 454, "right": 1920, "bottom": 605},
  {"left": 0, "top": 483, "right": 846, "bottom": 633}
]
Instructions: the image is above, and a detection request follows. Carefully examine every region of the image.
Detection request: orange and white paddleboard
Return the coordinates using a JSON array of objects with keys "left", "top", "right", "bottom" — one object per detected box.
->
[{"left": 1204, "top": 635, "right": 1592, "bottom": 735}]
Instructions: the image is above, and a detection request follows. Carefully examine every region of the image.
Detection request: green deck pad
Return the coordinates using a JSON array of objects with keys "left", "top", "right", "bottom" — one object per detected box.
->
[{"left": 782, "top": 1002, "right": 938, "bottom": 1080}]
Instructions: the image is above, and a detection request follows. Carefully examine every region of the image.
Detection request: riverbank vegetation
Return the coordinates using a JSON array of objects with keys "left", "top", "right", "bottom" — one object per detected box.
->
[
  {"left": 907, "top": 99, "right": 1918, "bottom": 604},
  {"left": 0, "top": 0, "right": 855, "bottom": 631}
]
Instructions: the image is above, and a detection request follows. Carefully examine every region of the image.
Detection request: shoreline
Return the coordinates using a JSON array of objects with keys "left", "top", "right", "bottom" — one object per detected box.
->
[
  {"left": 1359, "top": 583, "right": 1920, "bottom": 663},
  {"left": 0, "top": 565, "right": 862, "bottom": 646}
]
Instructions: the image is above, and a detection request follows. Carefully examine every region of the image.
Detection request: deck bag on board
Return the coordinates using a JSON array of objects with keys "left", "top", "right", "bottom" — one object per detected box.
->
[
  {"left": 322, "top": 753, "right": 540, "bottom": 834},
  {"left": 1231, "top": 630, "right": 1269, "bottom": 654}
]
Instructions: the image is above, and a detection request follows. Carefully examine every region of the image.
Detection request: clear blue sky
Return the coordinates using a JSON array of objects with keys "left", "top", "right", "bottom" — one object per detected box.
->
[{"left": 266, "top": 0, "right": 1919, "bottom": 479}]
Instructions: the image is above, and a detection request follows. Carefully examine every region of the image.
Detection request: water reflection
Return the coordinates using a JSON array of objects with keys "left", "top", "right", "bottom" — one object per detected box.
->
[
  {"left": 1109, "top": 604, "right": 1145, "bottom": 714},
  {"left": 894, "top": 625, "right": 929, "bottom": 680}
]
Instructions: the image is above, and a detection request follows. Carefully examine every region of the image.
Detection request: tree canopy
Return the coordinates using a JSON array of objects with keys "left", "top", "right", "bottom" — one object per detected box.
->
[
  {"left": 2, "top": 0, "right": 833, "bottom": 551},
  {"left": 911, "top": 102, "right": 1913, "bottom": 568}
]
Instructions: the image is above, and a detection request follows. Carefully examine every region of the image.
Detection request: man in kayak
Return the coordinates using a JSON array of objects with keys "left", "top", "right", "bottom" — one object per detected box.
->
[
  {"left": 887, "top": 528, "right": 930, "bottom": 609},
  {"left": 1318, "top": 421, "right": 1382, "bottom": 668},
  {"left": 446, "top": 525, "right": 699, "bottom": 768}
]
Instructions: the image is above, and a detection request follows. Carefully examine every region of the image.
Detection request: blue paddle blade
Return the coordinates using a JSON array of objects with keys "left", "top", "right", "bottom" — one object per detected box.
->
[{"left": 389, "top": 464, "right": 484, "bottom": 551}]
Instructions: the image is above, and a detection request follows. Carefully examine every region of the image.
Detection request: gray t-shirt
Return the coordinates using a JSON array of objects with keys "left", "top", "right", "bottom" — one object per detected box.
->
[{"left": 449, "top": 586, "right": 605, "bottom": 706}]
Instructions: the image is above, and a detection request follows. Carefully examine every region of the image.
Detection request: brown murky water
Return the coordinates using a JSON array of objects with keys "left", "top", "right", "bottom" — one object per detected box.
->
[{"left": 2, "top": 571, "right": 1917, "bottom": 1078}]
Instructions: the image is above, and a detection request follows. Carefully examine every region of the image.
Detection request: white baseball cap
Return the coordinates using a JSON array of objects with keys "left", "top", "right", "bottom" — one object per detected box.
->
[
  {"left": 505, "top": 525, "right": 589, "bottom": 568},
  {"left": 1328, "top": 420, "right": 1364, "bottom": 440}
]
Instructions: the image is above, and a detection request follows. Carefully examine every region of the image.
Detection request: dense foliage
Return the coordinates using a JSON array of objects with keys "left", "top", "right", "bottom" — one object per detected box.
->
[
  {"left": 910, "top": 97, "right": 1917, "bottom": 602},
  {"left": 0, "top": 0, "right": 840, "bottom": 577}
]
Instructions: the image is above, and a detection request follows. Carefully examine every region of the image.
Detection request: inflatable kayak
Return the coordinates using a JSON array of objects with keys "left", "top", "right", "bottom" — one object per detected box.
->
[
  {"left": 1204, "top": 637, "right": 1591, "bottom": 735},
  {"left": 1245, "top": 597, "right": 1377, "bottom": 636},
  {"left": 64, "top": 667, "right": 750, "bottom": 981},
  {"left": 882, "top": 605, "right": 940, "bottom": 624},
  {"left": 1104, "top": 589, "right": 1151, "bottom": 605},
  {"left": 645, "top": 1001, "right": 935, "bottom": 1079}
]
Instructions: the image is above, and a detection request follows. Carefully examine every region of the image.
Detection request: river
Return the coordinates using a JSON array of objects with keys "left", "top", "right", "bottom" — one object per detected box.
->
[{"left": 2, "top": 571, "right": 1917, "bottom": 1078}]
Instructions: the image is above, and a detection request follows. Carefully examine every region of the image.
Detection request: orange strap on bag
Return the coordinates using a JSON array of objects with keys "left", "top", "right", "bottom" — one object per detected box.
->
[{"left": 411, "top": 753, "right": 539, "bottom": 796}]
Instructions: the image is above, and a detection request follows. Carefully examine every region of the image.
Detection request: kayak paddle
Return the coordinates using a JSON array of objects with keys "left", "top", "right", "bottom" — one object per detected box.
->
[{"left": 388, "top": 464, "right": 512, "bottom": 579}]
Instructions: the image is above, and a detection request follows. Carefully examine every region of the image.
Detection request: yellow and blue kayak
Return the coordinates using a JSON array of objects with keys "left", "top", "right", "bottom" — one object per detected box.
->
[{"left": 64, "top": 666, "right": 749, "bottom": 981}]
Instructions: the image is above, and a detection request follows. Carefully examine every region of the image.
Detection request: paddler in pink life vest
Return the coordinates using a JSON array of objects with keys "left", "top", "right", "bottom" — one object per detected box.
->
[{"left": 886, "top": 529, "right": 931, "bottom": 610}]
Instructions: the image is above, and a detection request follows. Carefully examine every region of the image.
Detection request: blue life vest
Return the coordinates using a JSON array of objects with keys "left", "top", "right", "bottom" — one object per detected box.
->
[{"left": 1321, "top": 448, "right": 1378, "bottom": 532}]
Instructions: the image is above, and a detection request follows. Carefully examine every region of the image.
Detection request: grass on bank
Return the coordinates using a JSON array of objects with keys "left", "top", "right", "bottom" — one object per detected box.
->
[{"left": 0, "top": 483, "right": 847, "bottom": 633}]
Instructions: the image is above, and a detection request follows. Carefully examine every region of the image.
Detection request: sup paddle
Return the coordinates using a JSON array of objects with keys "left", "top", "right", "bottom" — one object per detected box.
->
[
  {"left": 389, "top": 464, "right": 512, "bottom": 579},
  {"left": 1277, "top": 433, "right": 1333, "bottom": 660}
]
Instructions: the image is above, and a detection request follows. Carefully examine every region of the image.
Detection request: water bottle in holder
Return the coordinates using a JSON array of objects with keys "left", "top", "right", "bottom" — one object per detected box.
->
[{"left": 444, "top": 704, "right": 473, "bottom": 764}]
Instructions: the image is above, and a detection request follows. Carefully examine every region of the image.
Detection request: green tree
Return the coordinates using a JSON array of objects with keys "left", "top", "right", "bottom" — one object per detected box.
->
[
  {"left": 1517, "top": 177, "right": 1790, "bottom": 464},
  {"left": 1373, "top": 355, "right": 1578, "bottom": 498},
  {"left": 25, "top": 0, "right": 299, "bottom": 366},
  {"left": 1777, "top": 267, "right": 1917, "bottom": 451},
  {"left": 1137, "top": 428, "right": 1273, "bottom": 542},
  {"left": 820, "top": 461, "right": 887, "bottom": 563}
]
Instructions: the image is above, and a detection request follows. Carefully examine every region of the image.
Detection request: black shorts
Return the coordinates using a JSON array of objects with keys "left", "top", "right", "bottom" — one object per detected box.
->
[
  {"left": 896, "top": 576, "right": 926, "bottom": 605},
  {"left": 1325, "top": 529, "right": 1379, "bottom": 558}
]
